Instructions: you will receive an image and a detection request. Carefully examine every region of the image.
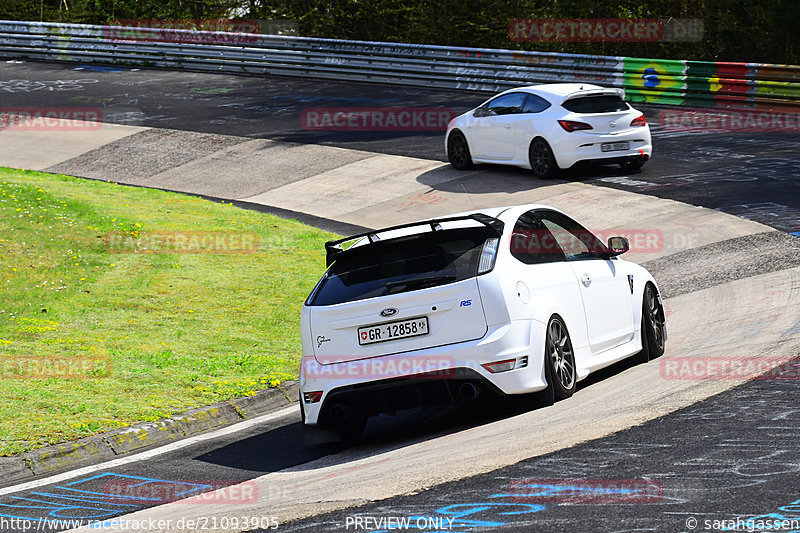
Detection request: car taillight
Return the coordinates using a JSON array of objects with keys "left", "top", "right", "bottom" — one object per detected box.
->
[
  {"left": 303, "top": 391, "right": 323, "bottom": 403},
  {"left": 558, "top": 120, "right": 593, "bottom": 132},
  {"left": 478, "top": 237, "right": 499, "bottom": 274},
  {"left": 482, "top": 356, "right": 528, "bottom": 373},
  {"left": 630, "top": 115, "right": 647, "bottom": 127}
]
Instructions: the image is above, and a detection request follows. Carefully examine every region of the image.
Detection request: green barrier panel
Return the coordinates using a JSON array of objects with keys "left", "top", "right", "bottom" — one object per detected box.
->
[
  {"left": 623, "top": 57, "right": 686, "bottom": 104},
  {"left": 754, "top": 80, "right": 800, "bottom": 98}
]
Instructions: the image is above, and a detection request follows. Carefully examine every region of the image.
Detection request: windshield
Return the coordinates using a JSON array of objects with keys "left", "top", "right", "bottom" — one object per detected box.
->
[{"left": 307, "top": 228, "right": 491, "bottom": 306}]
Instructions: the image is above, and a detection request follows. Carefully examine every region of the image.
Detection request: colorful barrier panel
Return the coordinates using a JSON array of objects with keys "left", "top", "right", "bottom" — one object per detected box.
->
[{"left": 0, "top": 20, "right": 797, "bottom": 111}]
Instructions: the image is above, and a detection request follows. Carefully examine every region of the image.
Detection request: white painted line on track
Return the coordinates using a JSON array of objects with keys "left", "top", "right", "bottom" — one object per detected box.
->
[{"left": 0, "top": 405, "right": 297, "bottom": 497}]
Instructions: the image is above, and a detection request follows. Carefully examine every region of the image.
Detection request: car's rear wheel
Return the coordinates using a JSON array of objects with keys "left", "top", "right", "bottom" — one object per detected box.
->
[
  {"left": 447, "top": 130, "right": 473, "bottom": 170},
  {"left": 545, "top": 316, "right": 576, "bottom": 400},
  {"left": 529, "top": 138, "right": 558, "bottom": 179},
  {"left": 634, "top": 283, "right": 666, "bottom": 363}
]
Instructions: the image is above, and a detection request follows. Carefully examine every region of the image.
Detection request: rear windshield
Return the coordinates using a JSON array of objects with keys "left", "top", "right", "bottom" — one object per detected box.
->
[
  {"left": 562, "top": 95, "right": 630, "bottom": 113},
  {"left": 307, "top": 228, "right": 490, "bottom": 306}
]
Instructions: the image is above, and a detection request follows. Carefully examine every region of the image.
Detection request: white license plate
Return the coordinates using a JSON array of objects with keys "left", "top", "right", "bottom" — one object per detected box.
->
[
  {"left": 601, "top": 141, "right": 630, "bottom": 152},
  {"left": 358, "top": 317, "right": 429, "bottom": 345}
]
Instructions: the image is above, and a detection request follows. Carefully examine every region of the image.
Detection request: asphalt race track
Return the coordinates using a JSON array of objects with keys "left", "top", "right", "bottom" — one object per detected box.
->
[
  {"left": 1, "top": 61, "right": 799, "bottom": 233},
  {"left": 273, "top": 359, "right": 800, "bottom": 533},
  {"left": 0, "top": 406, "right": 459, "bottom": 533},
  {"left": 0, "top": 59, "right": 799, "bottom": 533}
]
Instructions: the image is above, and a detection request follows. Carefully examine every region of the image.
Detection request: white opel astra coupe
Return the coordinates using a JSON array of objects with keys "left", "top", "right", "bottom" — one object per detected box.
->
[
  {"left": 300, "top": 205, "right": 666, "bottom": 438},
  {"left": 445, "top": 83, "right": 652, "bottom": 178}
]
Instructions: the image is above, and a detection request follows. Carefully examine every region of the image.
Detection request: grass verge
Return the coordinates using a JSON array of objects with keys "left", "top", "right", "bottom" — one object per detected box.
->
[{"left": 0, "top": 167, "right": 334, "bottom": 455}]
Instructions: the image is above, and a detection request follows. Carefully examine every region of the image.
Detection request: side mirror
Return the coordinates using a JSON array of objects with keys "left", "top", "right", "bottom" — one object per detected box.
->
[
  {"left": 473, "top": 107, "right": 487, "bottom": 118},
  {"left": 607, "top": 236, "right": 630, "bottom": 256}
]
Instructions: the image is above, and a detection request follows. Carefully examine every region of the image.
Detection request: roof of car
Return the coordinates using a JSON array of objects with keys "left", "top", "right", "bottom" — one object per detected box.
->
[
  {"left": 495, "top": 83, "right": 621, "bottom": 103},
  {"left": 524, "top": 83, "right": 604, "bottom": 97}
]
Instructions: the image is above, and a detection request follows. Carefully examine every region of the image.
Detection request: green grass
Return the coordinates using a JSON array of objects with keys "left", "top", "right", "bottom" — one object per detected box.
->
[{"left": 0, "top": 167, "right": 335, "bottom": 455}]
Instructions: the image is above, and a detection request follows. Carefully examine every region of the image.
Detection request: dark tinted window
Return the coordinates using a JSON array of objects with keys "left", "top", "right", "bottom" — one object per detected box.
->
[
  {"left": 486, "top": 93, "right": 527, "bottom": 115},
  {"left": 562, "top": 95, "right": 630, "bottom": 113},
  {"left": 521, "top": 94, "right": 551, "bottom": 114},
  {"left": 510, "top": 212, "right": 565, "bottom": 265},
  {"left": 308, "top": 228, "right": 490, "bottom": 306},
  {"left": 535, "top": 210, "right": 608, "bottom": 261}
]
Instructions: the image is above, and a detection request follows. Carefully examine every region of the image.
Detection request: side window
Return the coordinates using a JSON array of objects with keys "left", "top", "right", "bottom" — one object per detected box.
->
[
  {"left": 521, "top": 94, "right": 551, "bottom": 114},
  {"left": 510, "top": 211, "right": 565, "bottom": 265},
  {"left": 486, "top": 93, "right": 527, "bottom": 116},
  {"left": 535, "top": 210, "right": 608, "bottom": 261}
]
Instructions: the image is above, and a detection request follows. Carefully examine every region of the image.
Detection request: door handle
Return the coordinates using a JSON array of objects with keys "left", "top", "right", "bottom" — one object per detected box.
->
[
  {"left": 581, "top": 273, "right": 591, "bottom": 287},
  {"left": 504, "top": 124, "right": 512, "bottom": 129}
]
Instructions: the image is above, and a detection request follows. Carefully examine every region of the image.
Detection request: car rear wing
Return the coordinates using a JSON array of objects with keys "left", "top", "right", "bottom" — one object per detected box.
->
[
  {"left": 561, "top": 87, "right": 625, "bottom": 103},
  {"left": 324, "top": 213, "right": 505, "bottom": 267}
]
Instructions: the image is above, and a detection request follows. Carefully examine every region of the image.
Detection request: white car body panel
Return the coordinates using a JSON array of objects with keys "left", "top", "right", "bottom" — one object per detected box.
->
[
  {"left": 446, "top": 83, "right": 653, "bottom": 171},
  {"left": 310, "top": 279, "right": 488, "bottom": 364},
  {"left": 300, "top": 204, "right": 664, "bottom": 427}
]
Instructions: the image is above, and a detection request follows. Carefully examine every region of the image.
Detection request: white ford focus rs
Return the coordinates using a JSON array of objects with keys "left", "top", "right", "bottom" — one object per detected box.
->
[
  {"left": 445, "top": 83, "right": 652, "bottom": 178},
  {"left": 300, "top": 205, "right": 666, "bottom": 438}
]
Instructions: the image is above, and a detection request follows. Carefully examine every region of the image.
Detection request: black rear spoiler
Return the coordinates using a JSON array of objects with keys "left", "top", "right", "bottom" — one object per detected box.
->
[
  {"left": 324, "top": 213, "right": 504, "bottom": 267},
  {"left": 562, "top": 88, "right": 625, "bottom": 102}
]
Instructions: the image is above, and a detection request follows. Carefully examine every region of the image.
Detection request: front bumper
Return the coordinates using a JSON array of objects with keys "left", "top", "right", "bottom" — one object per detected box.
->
[{"left": 300, "top": 319, "right": 548, "bottom": 426}]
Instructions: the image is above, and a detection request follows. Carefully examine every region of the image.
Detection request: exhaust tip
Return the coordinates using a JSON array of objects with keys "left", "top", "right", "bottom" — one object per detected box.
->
[
  {"left": 458, "top": 382, "right": 481, "bottom": 401},
  {"left": 324, "top": 402, "right": 367, "bottom": 441},
  {"left": 328, "top": 403, "right": 352, "bottom": 422}
]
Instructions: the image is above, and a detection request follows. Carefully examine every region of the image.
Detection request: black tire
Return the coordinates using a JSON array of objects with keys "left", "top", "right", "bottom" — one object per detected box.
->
[
  {"left": 619, "top": 157, "right": 645, "bottom": 172},
  {"left": 529, "top": 138, "right": 558, "bottom": 179},
  {"left": 299, "top": 391, "right": 306, "bottom": 424},
  {"left": 447, "top": 130, "right": 473, "bottom": 170},
  {"left": 634, "top": 283, "right": 666, "bottom": 363},
  {"left": 545, "top": 316, "right": 576, "bottom": 400}
]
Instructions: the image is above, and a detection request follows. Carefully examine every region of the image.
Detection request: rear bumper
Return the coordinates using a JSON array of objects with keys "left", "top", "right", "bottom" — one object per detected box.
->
[
  {"left": 573, "top": 153, "right": 650, "bottom": 167},
  {"left": 300, "top": 319, "right": 548, "bottom": 426},
  {"left": 552, "top": 127, "right": 652, "bottom": 169}
]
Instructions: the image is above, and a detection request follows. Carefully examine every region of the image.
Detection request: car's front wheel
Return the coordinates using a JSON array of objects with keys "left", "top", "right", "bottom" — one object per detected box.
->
[
  {"left": 634, "top": 283, "right": 666, "bottom": 363},
  {"left": 529, "top": 138, "right": 558, "bottom": 179},
  {"left": 447, "top": 130, "right": 473, "bottom": 170},
  {"left": 545, "top": 316, "right": 576, "bottom": 400}
]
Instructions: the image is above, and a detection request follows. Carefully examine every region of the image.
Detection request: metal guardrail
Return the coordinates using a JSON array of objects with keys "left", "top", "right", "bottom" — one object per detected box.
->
[{"left": 1, "top": 20, "right": 798, "bottom": 109}]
